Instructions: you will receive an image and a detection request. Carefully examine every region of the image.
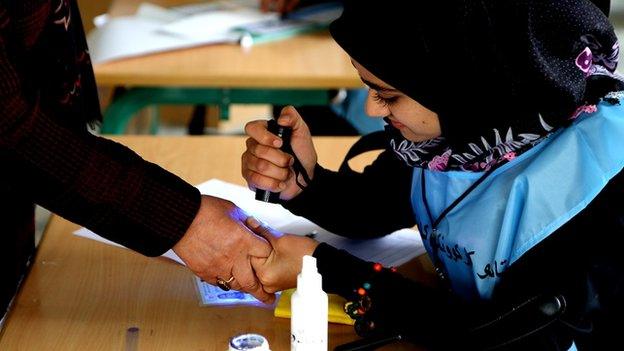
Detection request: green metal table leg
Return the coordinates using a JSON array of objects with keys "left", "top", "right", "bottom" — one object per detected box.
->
[{"left": 101, "top": 87, "right": 330, "bottom": 135}]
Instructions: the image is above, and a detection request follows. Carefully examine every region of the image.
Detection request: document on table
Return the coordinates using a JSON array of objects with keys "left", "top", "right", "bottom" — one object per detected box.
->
[
  {"left": 87, "top": 0, "right": 342, "bottom": 63},
  {"left": 74, "top": 179, "right": 425, "bottom": 305},
  {"left": 87, "top": 1, "right": 268, "bottom": 63},
  {"left": 193, "top": 276, "right": 279, "bottom": 307}
]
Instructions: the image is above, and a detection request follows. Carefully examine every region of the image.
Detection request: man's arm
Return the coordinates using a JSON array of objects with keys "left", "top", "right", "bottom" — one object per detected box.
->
[{"left": 0, "top": 6, "right": 273, "bottom": 302}]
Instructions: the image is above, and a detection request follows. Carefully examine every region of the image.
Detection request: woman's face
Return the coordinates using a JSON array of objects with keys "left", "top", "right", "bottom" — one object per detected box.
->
[{"left": 353, "top": 60, "right": 441, "bottom": 142}]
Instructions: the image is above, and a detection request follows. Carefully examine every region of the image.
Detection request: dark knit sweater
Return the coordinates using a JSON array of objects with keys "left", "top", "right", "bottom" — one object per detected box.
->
[{"left": 0, "top": 0, "right": 200, "bottom": 315}]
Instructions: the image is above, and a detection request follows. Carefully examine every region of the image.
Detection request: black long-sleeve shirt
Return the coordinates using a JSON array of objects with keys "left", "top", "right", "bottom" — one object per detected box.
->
[
  {"left": 285, "top": 148, "right": 624, "bottom": 350},
  {"left": 286, "top": 150, "right": 415, "bottom": 237}
]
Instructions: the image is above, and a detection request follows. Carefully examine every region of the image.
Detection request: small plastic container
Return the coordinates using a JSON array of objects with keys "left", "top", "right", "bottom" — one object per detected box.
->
[{"left": 228, "top": 333, "right": 271, "bottom": 351}]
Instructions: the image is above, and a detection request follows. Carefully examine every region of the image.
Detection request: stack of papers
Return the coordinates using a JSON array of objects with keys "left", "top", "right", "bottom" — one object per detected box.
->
[
  {"left": 74, "top": 179, "right": 425, "bottom": 306},
  {"left": 234, "top": 2, "right": 344, "bottom": 44},
  {"left": 88, "top": 1, "right": 342, "bottom": 63}
]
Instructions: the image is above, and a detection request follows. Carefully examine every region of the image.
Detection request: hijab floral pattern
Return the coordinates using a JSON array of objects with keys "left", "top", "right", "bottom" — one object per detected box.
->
[
  {"left": 386, "top": 121, "right": 544, "bottom": 171},
  {"left": 387, "top": 36, "right": 624, "bottom": 172}
]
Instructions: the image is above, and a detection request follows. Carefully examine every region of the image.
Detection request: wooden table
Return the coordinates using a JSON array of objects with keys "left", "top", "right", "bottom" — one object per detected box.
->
[
  {"left": 0, "top": 136, "right": 423, "bottom": 350},
  {"left": 93, "top": 0, "right": 363, "bottom": 133}
]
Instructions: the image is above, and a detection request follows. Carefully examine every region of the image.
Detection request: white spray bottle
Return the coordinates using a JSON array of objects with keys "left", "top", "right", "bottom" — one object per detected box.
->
[{"left": 290, "top": 255, "right": 328, "bottom": 351}]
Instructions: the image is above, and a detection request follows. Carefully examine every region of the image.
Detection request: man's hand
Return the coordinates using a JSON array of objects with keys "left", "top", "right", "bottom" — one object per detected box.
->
[
  {"left": 172, "top": 195, "right": 275, "bottom": 303},
  {"left": 248, "top": 218, "right": 320, "bottom": 293}
]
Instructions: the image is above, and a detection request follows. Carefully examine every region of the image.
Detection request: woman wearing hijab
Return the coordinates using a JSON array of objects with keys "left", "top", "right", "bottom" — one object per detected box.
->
[{"left": 243, "top": 0, "right": 624, "bottom": 349}]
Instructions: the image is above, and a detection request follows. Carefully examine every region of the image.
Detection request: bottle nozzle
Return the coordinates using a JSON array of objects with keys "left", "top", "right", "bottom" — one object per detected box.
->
[
  {"left": 302, "top": 255, "right": 317, "bottom": 274},
  {"left": 297, "top": 255, "right": 322, "bottom": 293}
]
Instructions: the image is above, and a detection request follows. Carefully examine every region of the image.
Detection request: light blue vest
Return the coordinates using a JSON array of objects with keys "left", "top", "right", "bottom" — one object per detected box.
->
[{"left": 410, "top": 101, "right": 624, "bottom": 301}]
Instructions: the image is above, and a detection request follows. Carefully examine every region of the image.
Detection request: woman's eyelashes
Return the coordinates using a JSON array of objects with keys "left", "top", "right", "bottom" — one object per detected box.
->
[{"left": 372, "top": 90, "right": 399, "bottom": 107}]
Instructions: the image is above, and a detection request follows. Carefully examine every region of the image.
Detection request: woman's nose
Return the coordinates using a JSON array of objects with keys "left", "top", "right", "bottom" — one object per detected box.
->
[{"left": 365, "top": 89, "right": 390, "bottom": 118}]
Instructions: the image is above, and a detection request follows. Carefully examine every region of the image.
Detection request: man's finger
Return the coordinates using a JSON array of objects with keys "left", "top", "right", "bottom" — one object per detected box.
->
[
  {"left": 247, "top": 233, "right": 273, "bottom": 258},
  {"left": 232, "top": 257, "right": 275, "bottom": 304},
  {"left": 250, "top": 256, "right": 279, "bottom": 294},
  {"left": 246, "top": 217, "right": 280, "bottom": 250},
  {"left": 249, "top": 255, "right": 267, "bottom": 274}
]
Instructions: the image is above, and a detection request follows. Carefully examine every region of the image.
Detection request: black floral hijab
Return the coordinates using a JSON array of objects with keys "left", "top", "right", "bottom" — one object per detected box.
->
[{"left": 330, "top": 0, "right": 624, "bottom": 171}]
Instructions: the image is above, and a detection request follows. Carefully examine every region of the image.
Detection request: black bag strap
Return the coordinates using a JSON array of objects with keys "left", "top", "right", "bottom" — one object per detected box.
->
[
  {"left": 339, "top": 131, "right": 388, "bottom": 174},
  {"left": 469, "top": 294, "right": 570, "bottom": 350}
]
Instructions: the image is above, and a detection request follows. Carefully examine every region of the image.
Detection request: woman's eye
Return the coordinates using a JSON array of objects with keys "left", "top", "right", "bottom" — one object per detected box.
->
[{"left": 373, "top": 91, "right": 399, "bottom": 106}]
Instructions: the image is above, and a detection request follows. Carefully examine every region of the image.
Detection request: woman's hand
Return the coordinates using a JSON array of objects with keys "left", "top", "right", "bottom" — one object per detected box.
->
[
  {"left": 242, "top": 106, "right": 317, "bottom": 201},
  {"left": 247, "top": 218, "right": 320, "bottom": 293}
]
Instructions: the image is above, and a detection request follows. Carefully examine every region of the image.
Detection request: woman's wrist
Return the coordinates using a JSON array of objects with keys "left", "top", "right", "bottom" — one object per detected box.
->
[{"left": 286, "top": 162, "right": 320, "bottom": 200}]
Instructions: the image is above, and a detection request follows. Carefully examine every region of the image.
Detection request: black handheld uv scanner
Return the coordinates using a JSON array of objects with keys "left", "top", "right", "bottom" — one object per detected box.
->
[{"left": 255, "top": 119, "right": 293, "bottom": 203}]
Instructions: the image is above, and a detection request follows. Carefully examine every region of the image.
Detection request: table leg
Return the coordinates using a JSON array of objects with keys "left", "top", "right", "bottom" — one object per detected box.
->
[{"left": 101, "top": 87, "right": 331, "bottom": 134}]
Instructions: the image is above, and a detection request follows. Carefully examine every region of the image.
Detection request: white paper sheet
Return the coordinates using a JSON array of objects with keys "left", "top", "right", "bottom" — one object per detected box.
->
[
  {"left": 87, "top": 15, "right": 240, "bottom": 63},
  {"left": 73, "top": 179, "right": 425, "bottom": 305},
  {"left": 87, "top": 1, "right": 341, "bottom": 63},
  {"left": 74, "top": 179, "right": 425, "bottom": 267},
  {"left": 74, "top": 226, "right": 185, "bottom": 264},
  {"left": 158, "top": 9, "right": 277, "bottom": 40},
  {"left": 87, "top": 1, "right": 268, "bottom": 63}
]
